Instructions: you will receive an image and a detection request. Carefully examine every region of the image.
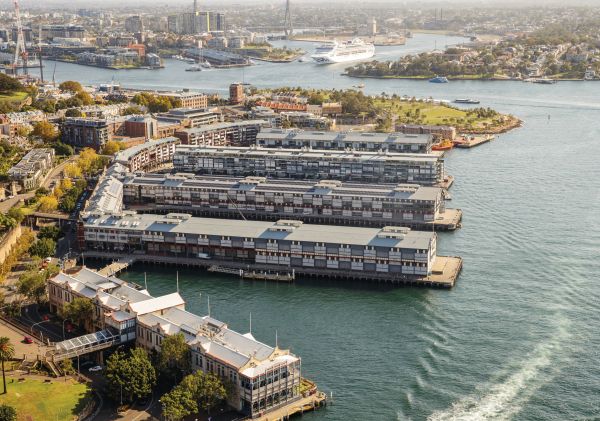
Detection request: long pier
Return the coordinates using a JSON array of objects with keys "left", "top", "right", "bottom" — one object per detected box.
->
[{"left": 86, "top": 252, "right": 462, "bottom": 288}]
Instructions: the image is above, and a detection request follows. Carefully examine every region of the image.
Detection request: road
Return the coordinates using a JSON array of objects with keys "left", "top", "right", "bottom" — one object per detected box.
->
[{"left": 0, "top": 156, "right": 77, "bottom": 214}]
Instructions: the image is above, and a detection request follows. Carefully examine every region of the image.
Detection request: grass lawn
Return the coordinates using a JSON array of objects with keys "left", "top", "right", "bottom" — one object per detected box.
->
[
  {"left": 0, "top": 378, "right": 92, "bottom": 421},
  {"left": 0, "top": 91, "right": 28, "bottom": 103}
]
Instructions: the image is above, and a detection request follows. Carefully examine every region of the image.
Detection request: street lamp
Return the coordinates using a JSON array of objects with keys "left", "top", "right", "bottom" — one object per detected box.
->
[
  {"left": 31, "top": 319, "right": 50, "bottom": 336},
  {"left": 62, "top": 319, "right": 71, "bottom": 340}
]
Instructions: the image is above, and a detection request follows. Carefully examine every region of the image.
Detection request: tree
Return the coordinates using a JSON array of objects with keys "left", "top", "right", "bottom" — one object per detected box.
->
[
  {"left": 60, "top": 358, "right": 75, "bottom": 375},
  {"left": 6, "top": 207, "right": 24, "bottom": 224},
  {"left": 122, "top": 105, "right": 143, "bottom": 115},
  {"left": 39, "top": 225, "right": 60, "bottom": 241},
  {"left": 0, "top": 337, "right": 15, "bottom": 394},
  {"left": 0, "top": 74, "right": 23, "bottom": 94},
  {"left": 64, "top": 108, "right": 83, "bottom": 118},
  {"left": 53, "top": 142, "right": 74, "bottom": 157},
  {"left": 64, "top": 163, "right": 82, "bottom": 178},
  {"left": 59, "top": 81, "right": 83, "bottom": 93},
  {"left": 106, "top": 349, "right": 156, "bottom": 404},
  {"left": 101, "top": 140, "right": 122, "bottom": 155},
  {"left": 158, "top": 333, "right": 191, "bottom": 383},
  {"left": 61, "top": 297, "right": 94, "bottom": 328},
  {"left": 0, "top": 404, "right": 16, "bottom": 421},
  {"left": 160, "top": 370, "right": 226, "bottom": 420},
  {"left": 77, "top": 148, "right": 100, "bottom": 174},
  {"left": 28, "top": 238, "right": 56, "bottom": 259},
  {"left": 160, "top": 384, "right": 196, "bottom": 421},
  {"left": 74, "top": 91, "right": 94, "bottom": 106},
  {"left": 16, "top": 270, "right": 47, "bottom": 304},
  {"left": 38, "top": 195, "right": 58, "bottom": 212},
  {"left": 31, "top": 121, "right": 58, "bottom": 143}
]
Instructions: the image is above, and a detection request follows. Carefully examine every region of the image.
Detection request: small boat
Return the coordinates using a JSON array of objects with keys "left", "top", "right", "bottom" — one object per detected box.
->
[
  {"left": 429, "top": 76, "right": 449, "bottom": 83},
  {"left": 298, "top": 57, "right": 308, "bottom": 62},
  {"left": 185, "top": 65, "right": 202, "bottom": 72},
  {"left": 453, "top": 98, "right": 480, "bottom": 104},
  {"left": 353, "top": 83, "right": 365, "bottom": 89},
  {"left": 432, "top": 140, "right": 454, "bottom": 151},
  {"left": 525, "top": 78, "right": 556, "bottom": 84}
]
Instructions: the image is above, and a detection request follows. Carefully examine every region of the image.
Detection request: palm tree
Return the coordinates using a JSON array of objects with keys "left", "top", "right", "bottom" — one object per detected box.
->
[{"left": 0, "top": 337, "right": 15, "bottom": 394}]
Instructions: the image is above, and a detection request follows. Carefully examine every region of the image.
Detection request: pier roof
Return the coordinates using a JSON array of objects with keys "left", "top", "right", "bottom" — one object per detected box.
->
[{"left": 83, "top": 212, "right": 434, "bottom": 249}]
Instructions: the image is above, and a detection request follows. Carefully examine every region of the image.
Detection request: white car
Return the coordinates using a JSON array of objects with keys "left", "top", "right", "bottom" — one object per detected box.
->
[{"left": 88, "top": 365, "right": 103, "bottom": 372}]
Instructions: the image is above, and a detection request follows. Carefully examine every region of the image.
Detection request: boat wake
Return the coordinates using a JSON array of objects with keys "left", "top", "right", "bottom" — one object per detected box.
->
[{"left": 427, "top": 318, "right": 571, "bottom": 421}]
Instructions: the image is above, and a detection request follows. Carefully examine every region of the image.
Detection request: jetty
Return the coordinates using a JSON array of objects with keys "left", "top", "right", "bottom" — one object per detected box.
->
[{"left": 455, "top": 134, "right": 495, "bottom": 148}]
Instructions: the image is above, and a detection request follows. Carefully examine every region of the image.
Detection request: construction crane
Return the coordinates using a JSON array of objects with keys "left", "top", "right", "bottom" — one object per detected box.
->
[
  {"left": 13, "top": 0, "right": 28, "bottom": 74},
  {"left": 38, "top": 23, "right": 43, "bottom": 82}
]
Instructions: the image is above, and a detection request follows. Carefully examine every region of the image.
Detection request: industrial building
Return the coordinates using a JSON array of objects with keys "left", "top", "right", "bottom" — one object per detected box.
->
[{"left": 173, "top": 146, "right": 445, "bottom": 185}]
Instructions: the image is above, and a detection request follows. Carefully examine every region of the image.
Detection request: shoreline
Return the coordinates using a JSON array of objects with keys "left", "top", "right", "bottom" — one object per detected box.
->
[
  {"left": 45, "top": 58, "right": 163, "bottom": 71},
  {"left": 342, "top": 73, "right": 596, "bottom": 82}
]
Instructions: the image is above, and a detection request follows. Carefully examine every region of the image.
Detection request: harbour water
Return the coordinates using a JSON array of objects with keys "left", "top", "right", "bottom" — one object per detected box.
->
[{"left": 47, "top": 34, "right": 600, "bottom": 420}]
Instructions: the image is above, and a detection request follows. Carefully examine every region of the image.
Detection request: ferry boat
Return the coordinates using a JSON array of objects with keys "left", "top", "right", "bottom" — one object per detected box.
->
[
  {"left": 185, "top": 65, "right": 202, "bottom": 72},
  {"left": 453, "top": 98, "right": 480, "bottom": 104},
  {"left": 525, "top": 78, "right": 556, "bottom": 84},
  {"left": 311, "top": 38, "right": 375, "bottom": 64},
  {"left": 429, "top": 76, "right": 449, "bottom": 83}
]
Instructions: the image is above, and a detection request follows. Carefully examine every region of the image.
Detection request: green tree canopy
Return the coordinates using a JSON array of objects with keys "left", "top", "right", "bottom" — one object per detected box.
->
[
  {"left": 16, "top": 270, "right": 47, "bottom": 304},
  {"left": 0, "top": 404, "right": 16, "bottom": 421},
  {"left": 160, "top": 370, "right": 226, "bottom": 420},
  {"left": 64, "top": 108, "right": 83, "bottom": 117},
  {"left": 28, "top": 237, "right": 56, "bottom": 259},
  {"left": 0, "top": 337, "right": 15, "bottom": 395},
  {"left": 61, "top": 297, "right": 94, "bottom": 327},
  {"left": 0, "top": 74, "right": 23, "bottom": 94},
  {"left": 106, "top": 349, "right": 157, "bottom": 404},
  {"left": 158, "top": 333, "right": 191, "bottom": 383},
  {"left": 59, "top": 81, "right": 83, "bottom": 93}
]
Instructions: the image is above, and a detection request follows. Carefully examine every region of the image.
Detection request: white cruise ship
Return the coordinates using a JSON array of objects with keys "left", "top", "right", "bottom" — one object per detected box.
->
[{"left": 311, "top": 38, "right": 375, "bottom": 64}]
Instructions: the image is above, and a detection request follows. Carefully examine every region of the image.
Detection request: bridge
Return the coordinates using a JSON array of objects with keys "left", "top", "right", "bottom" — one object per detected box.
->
[{"left": 47, "top": 329, "right": 121, "bottom": 362}]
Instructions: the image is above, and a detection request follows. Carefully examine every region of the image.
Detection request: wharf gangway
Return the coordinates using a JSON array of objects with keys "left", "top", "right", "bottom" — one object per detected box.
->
[{"left": 47, "top": 329, "right": 121, "bottom": 362}]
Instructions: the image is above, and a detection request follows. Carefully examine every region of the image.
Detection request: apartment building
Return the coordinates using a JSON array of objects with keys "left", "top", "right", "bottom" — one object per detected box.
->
[
  {"left": 114, "top": 137, "right": 181, "bottom": 172},
  {"left": 7, "top": 148, "right": 55, "bottom": 191},
  {"left": 173, "top": 146, "right": 445, "bottom": 186},
  {"left": 121, "top": 174, "right": 448, "bottom": 229},
  {"left": 159, "top": 92, "right": 208, "bottom": 109},
  {"left": 156, "top": 107, "right": 222, "bottom": 128},
  {"left": 256, "top": 129, "right": 433, "bottom": 153},
  {"left": 80, "top": 212, "right": 438, "bottom": 281},
  {"left": 174, "top": 121, "right": 267, "bottom": 147}
]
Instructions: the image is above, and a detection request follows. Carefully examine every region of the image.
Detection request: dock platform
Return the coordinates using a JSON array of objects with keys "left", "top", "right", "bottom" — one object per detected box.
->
[
  {"left": 419, "top": 256, "right": 463, "bottom": 288},
  {"left": 425, "top": 209, "right": 462, "bottom": 231},
  {"left": 455, "top": 134, "right": 495, "bottom": 148}
]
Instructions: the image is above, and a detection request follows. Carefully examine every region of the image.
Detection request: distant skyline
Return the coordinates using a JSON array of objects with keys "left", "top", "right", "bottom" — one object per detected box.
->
[{"left": 7, "top": 0, "right": 600, "bottom": 9}]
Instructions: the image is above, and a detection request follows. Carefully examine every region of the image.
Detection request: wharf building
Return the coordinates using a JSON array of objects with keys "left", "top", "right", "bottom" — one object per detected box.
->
[
  {"left": 79, "top": 212, "right": 440, "bottom": 282},
  {"left": 172, "top": 146, "right": 445, "bottom": 186},
  {"left": 47, "top": 267, "right": 302, "bottom": 418},
  {"left": 256, "top": 128, "right": 434, "bottom": 153},
  {"left": 120, "top": 173, "right": 461, "bottom": 230},
  {"left": 174, "top": 121, "right": 267, "bottom": 147},
  {"left": 395, "top": 124, "right": 457, "bottom": 141},
  {"left": 7, "top": 148, "right": 55, "bottom": 191}
]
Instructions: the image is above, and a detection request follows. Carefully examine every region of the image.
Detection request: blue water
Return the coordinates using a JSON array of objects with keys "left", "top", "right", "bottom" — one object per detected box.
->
[{"left": 47, "top": 34, "right": 600, "bottom": 420}]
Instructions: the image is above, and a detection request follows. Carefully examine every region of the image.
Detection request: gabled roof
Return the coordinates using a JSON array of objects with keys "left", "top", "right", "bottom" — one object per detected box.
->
[{"left": 128, "top": 292, "right": 185, "bottom": 315}]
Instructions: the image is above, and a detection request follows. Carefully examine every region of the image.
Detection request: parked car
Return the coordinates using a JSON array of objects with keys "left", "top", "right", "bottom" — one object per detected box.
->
[
  {"left": 88, "top": 365, "right": 103, "bottom": 372},
  {"left": 23, "top": 336, "right": 33, "bottom": 344}
]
